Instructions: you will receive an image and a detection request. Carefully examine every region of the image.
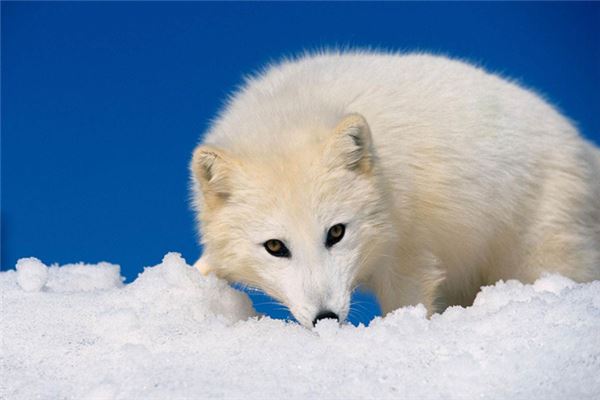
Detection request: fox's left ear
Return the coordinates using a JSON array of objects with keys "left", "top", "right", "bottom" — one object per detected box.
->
[{"left": 326, "top": 113, "right": 374, "bottom": 173}]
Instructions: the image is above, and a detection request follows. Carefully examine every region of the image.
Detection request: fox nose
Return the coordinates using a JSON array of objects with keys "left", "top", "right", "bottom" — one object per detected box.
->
[{"left": 312, "top": 310, "right": 339, "bottom": 326}]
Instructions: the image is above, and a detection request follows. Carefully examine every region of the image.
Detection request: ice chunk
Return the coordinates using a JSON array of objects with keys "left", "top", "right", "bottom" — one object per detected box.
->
[
  {"left": 15, "top": 257, "right": 48, "bottom": 292},
  {"left": 46, "top": 261, "right": 123, "bottom": 292},
  {"left": 533, "top": 273, "right": 577, "bottom": 294}
]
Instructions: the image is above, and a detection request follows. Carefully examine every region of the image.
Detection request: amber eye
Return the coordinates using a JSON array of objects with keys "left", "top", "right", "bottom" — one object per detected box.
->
[
  {"left": 325, "top": 223, "right": 346, "bottom": 247},
  {"left": 264, "top": 239, "right": 291, "bottom": 258}
]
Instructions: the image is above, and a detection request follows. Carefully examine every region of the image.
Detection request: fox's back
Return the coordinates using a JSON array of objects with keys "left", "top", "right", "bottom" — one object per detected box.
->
[
  {"left": 206, "top": 51, "right": 580, "bottom": 169},
  {"left": 204, "top": 52, "right": 593, "bottom": 225}
]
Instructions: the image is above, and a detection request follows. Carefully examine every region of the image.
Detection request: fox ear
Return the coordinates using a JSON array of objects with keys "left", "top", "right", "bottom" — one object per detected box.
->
[
  {"left": 327, "top": 113, "right": 374, "bottom": 173},
  {"left": 191, "top": 145, "right": 234, "bottom": 208}
]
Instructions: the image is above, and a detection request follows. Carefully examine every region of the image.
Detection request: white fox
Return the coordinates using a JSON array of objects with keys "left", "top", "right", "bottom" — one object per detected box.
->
[{"left": 190, "top": 51, "right": 600, "bottom": 328}]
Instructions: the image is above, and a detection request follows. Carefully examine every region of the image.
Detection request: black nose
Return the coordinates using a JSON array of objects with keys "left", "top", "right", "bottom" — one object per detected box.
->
[{"left": 312, "top": 310, "right": 339, "bottom": 326}]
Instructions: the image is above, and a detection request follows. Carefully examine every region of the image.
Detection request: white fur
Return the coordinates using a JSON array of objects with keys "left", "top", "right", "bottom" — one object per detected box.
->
[{"left": 190, "top": 51, "right": 600, "bottom": 327}]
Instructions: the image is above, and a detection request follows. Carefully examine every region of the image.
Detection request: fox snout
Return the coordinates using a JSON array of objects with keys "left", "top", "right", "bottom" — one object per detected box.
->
[{"left": 290, "top": 291, "right": 350, "bottom": 328}]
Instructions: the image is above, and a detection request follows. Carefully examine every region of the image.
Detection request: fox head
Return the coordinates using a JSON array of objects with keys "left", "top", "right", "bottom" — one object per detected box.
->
[{"left": 190, "top": 114, "right": 393, "bottom": 327}]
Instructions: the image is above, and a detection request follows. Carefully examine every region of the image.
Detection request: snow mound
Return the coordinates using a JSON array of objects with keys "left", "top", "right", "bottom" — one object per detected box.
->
[
  {"left": 1, "top": 254, "right": 599, "bottom": 399},
  {"left": 15, "top": 257, "right": 48, "bottom": 292}
]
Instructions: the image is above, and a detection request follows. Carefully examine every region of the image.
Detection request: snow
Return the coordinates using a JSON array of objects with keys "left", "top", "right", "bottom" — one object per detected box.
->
[
  {"left": 15, "top": 258, "right": 48, "bottom": 292},
  {"left": 2, "top": 253, "right": 599, "bottom": 399}
]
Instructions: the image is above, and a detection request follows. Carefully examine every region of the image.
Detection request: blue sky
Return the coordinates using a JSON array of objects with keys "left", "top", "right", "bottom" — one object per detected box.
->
[{"left": 2, "top": 2, "right": 599, "bottom": 324}]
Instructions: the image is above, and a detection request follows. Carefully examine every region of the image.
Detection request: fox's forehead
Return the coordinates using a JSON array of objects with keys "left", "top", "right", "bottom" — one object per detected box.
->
[{"left": 227, "top": 151, "right": 360, "bottom": 238}]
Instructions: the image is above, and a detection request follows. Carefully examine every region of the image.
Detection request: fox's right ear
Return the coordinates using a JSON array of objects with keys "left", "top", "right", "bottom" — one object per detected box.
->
[
  {"left": 191, "top": 145, "right": 234, "bottom": 208},
  {"left": 327, "top": 113, "right": 374, "bottom": 174}
]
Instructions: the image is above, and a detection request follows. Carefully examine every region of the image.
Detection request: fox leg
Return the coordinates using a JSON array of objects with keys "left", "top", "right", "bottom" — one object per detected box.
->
[
  {"left": 369, "top": 249, "right": 446, "bottom": 317},
  {"left": 518, "top": 224, "right": 600, "bottom": 284},
  {"left": 193, "top": 255, "right": 213, "bottom": 275},
  {"left": 516, "top": 171, "right": 600, "bottom": 284}
]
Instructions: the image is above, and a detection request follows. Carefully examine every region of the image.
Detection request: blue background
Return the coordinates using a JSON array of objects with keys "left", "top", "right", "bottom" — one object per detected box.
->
[{"left": 2, "top": 2, "right": 599, "bottom": 325}]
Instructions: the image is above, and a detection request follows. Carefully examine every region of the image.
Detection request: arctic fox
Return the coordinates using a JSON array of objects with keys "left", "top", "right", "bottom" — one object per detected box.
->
[{"left": 190, "top": 52, "right": 600, "bottom": 328}]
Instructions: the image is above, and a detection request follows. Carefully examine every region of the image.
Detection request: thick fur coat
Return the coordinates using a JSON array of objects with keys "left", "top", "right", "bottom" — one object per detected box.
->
[{"left": 190, "top": 52, "right": 600, "bottom": 327}]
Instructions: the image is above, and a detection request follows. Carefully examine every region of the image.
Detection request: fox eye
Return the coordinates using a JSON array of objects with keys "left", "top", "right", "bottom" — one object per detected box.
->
[
  {"left": 264, "top": 239, "right": 291, "bottom": 258},
  {"left": 326, "top": 223, "right": 346, "bottom": 247}
]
